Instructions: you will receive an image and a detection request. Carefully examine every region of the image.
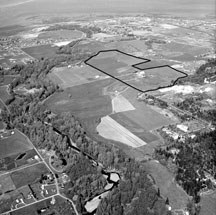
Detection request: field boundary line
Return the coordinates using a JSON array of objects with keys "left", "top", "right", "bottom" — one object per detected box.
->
[
  {"left": 84, "top": 49, "right": 188, "bottom": 93},
  {"left": 0, "top": 161, "right": 44, "bottom": 177}
]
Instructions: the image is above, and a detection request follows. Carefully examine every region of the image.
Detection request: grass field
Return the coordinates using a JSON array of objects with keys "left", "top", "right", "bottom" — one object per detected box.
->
[
  {"left": 0, "top": 149, "right": 39, "bottom": 172},
  {"left": 0, "top": 85, "right": 10, "bottom": 102},
  {"left": 97, "top": 115, "right": 147, "bottom": 148},
  {"left": 0, "top": 174, "right": 16, "bottom": 193},
  {"left": 22, "top": 44, "right": 57, "bottom": 60},
  {"left": 45, "top": 79, "right": 113, "bottom": 119},
  {"left": 200, "top": 191, "right": 216, "bottom": 215},
  {"left": 48, "top": 65, "right": 107, "bottom": 89},
  {"left": 86, "top": 50, "right": 147, "bottom": 76},
  {"left": 122, "top": 88, "right": 174, "bottom": 131},
  {"left": 143, "top": 160, "right": 189, "bottom": 210},
  {"left": 86, "top": 50, "right": 186, "bottom": 92},
  {"left": 127, "top": 66, "right": 186, "bottom": 92},
  {"left": 134, "top": 60, "right": 168, "bottom": 70},
  {"left": 88, "top": 56, "right": 129, "bottom": 76},
  {"left": 163, "top": 42, "right": 210, "bottom": 56},
  {"left": 10, "top": 163, "right": 49, "bottom": 189},
  {"left": 0, "top": 129, "right": 33, "bottom": 158},
  {"left": 38, "top": 29, "right": 83, "bottom": 40}
]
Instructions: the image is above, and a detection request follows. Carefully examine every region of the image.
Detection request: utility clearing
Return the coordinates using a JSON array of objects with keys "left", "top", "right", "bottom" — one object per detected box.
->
[{"left": 97, "top": 116, "right": 147, "bottom": 148}]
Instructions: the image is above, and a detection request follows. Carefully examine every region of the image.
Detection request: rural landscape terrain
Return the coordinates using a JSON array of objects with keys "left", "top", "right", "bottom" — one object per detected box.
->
[{"left": 0, "top": 1, "right": 216, "bottom": 215}]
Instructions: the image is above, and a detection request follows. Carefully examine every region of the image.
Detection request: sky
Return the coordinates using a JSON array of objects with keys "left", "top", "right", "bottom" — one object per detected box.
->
[{"left": 0, "top": 0, "right": 215, "bottom": 27}]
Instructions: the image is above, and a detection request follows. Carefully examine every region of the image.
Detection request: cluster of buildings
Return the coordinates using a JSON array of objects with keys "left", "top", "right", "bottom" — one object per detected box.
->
[{"left": 11, "top": 173, "right": 57, "bottom": 210}]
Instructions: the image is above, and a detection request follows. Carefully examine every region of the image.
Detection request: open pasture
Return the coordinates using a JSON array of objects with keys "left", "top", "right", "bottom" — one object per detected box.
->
[
  {"left": 0, "top": 174, "right": 16, "bottom": 193},
  {"left": 162, "top": 42, "right": 210, "bottom": 56},
  {"left": 10, "top": 163, "right": 49, "bottom": 189},
  {"left": 87, "top": 56, "right": 129, "bottom": 76},
  {"left": 127, "top": 66, "right": 186, "bottom": 92},
  {"left": 22, "top": 44, "right": 57, "bottom": 60},
  {"left": 86, "top": 50, "right": 186, "bottom": 92},
  {"left": 134, "top": 60, "right": 170, "bottom": 70},
  {"left": 110, "top": 112, "right": 158, "bottom": 143},
  {"left": 45, "top": 79, "right": 113, "bottom": 119},
  {"left": 122, "top": 88, "right": 174, "bottom": 131},
  {"left": 48, "top": 65, "right": 107, "bottom": 89},
  {"left": 0, "top": 129, "right": 33, "bottom": 159},
  {"left": 86, "top": 50, "right": 148, "bottom": 76},
  {"left": 97, "top": 115, "right": 147, "bottom": 148},
  {"left": 38, "top": 29, "right": 83, "bottom": 40}
]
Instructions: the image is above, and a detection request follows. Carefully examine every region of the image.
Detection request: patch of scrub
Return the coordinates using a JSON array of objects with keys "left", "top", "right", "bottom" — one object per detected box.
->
[
  {"left": 112, "top": 94, "right": 135, "bottom": 113},
  {"left": 97, "top": 116, "right": 147, "bottom": 148}
]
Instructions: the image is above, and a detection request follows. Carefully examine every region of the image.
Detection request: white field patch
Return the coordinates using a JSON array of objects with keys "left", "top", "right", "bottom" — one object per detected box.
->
[
  {"left": 160, "top": 24, "right": 178, "bottom": 29},
  {"left": 53, "top": 40, "right": 72, "bottom": 47},
  {"left": 110, "top": 173, "right": 120, "bottom": 182},
  {"left": 97, "top": 116, "right": 147, "bottom": 148},
  {"left": 159, "top": 85, "right": 195, "bottom": 94},
  {"left": 85, "top": 190, "right": 109, "bottom": 213},
  {"left": 112, "top": 94, "right": 135, "bottom": 113}
]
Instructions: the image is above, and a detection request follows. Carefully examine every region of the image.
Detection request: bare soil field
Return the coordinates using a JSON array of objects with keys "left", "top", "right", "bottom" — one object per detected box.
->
[
  {"left": 10, "top": 163, "right": 49, "bottom": 189},
  {"left": 97, "top": 115, "right": 147, "bottom": 148},
  {"left": 0, "top": 129, "right": 33, "bottom": 158},
  {"left": 112, "top": 94, "right": 135, "bottom": 113},
  {"left": 22, "top": 44, "right": 57, "bottom": 60},
  {"left": 45, "top": 79, "right": 113, "bottom": 119},
  {"left": 48, "top": 64, "right": 107, "bottom": 89}
]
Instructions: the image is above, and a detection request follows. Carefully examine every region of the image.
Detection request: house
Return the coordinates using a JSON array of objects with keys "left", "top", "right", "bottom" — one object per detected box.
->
[{"left": 177, "top": 124, "right": 189, "bottom": 133}]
